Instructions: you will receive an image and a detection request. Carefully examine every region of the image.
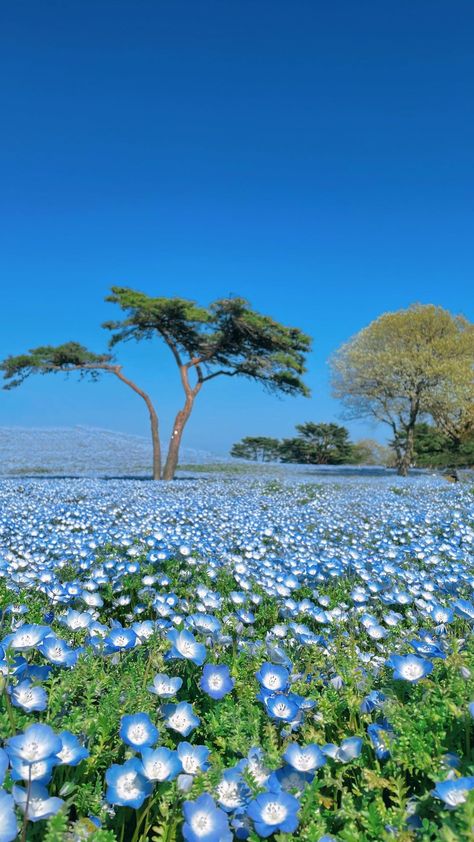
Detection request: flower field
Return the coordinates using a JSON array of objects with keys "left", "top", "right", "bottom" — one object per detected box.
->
[{"left": 0, "top": 474, "right": 473, "bottom": 842}]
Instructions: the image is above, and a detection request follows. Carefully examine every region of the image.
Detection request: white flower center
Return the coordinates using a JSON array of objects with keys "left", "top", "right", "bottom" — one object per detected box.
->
[
  {"left": 182, "top": 755, "right": 199, "bottom": 773},
  {"left": 209, "top": 674, "right": 223, "bottom": 690},
  {"left": 262, "top": 801, "right": 287, "bottom": 824},
  {"left": 190, "top": 811, "right": 212, "bottom": 833},
  {"left": 403, "top": 662, "right": 423, "bottom": 680},
  {"left": 129, "top": 725, "right": 147, "bottom": 744},
  {"left": 116, "top": 772, "right": 140, "bottom": 799}
]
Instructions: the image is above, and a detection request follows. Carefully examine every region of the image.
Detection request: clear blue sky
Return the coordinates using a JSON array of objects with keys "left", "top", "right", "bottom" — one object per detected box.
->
[{"left": 1, "top": 0, "right": 473, "bottom": 454}]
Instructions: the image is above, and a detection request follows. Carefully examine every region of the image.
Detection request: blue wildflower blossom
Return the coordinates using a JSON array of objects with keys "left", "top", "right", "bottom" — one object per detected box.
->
[
  {"left": 13, "top": 782, "right": 64, "bottom": 822},
  {"left": 367, "top": 720, "right": 394, "bottom": 761},
  {"left": 200, "top": 664, "right": 234, "bottom": 700},
  {"left": 119, "top": 713, "right": 159, "bottom": 750},
  {"left": 256, "top": 663, "right": 290, "bottom": 693},
  {"left": 148, "top": 673, "right": 183, "bottom": 698},
  {"left": 140, "top": 747, "right": 182, "bottom": 782},
  {"left": 105, "top": 757, "right": 152, "bottom": 808},
  {"left": 10, "top": 680, "right": 48, "bottom": 712},
  {"left": 7, "top": 723, "right": 62, "bottom": 764},
  {"left": 246, "top": 788, "right": 300, "bottom": 837},
  {"left": 387, "top": 654, "right": 433, "bottom": 682},
  {"left": 162, "top": 702, "right": 200, "bottom": 736},
  {"left": 177, "top": 743, "right": 210, "bottom": 776},
  {"left": 283, "top": 742, "right": 326, "bottom": 773},
  {"left": 264, "top": 694, "right": 301, "bottom": 723},
  {"left": 322, "top": 737, "right": 362, "bottom": 763},
  {"left": 182, "top": 793, "right": 232, "bottom": 842},
  {"left": 166, "top": 629, "right": 207, "bottom": 666},
  {"left": 432, "top": 777, "right": 474, "bottom": 809},
  {"left": 0, "top": 789, "right": 18, "bottom": 842},
  {"left": 0, "top": 749, "right": 8, "bottom": 785},
  {"left": 56, "top": 731, "right": 89, "bottom": 766}
]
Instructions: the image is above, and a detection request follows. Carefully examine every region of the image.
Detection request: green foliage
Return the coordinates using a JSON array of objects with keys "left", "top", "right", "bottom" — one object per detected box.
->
[
  {"left": 230, "top": 436, "right": 282, "bottom": 462},
  {"left": 0, "top": 342, "right": 112, "bottom": 389},
  {"left": 410, "top": 422, "right": 474, "bottom": 469}
]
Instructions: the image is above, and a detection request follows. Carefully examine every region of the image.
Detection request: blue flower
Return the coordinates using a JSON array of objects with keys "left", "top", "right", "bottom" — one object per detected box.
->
[
  {"left": 256, "top": 663, "right": 289, "bottom": 693},
  {"left": 246, "top": 789, "right": 300, "bottom": 837},
  {"left": 5, "top": 624, "right": 51, "bottom": 652},
  {"left": 0, "top": 789, "right": 18, "bottom": 842},
  {"left": 105, "top": 757, "right": 152, "bottom": 809},
  {"left": 7, "top": 723, "right": 62, "bottom": 764},
  {"left": 148, "top": 673, "right": 183, "bottom": 698},
  {"left": 105, "top": 627, "right": 137, "bottom": 651},
  {"left": 13, "top": 782, "right": 64, "bottom": 822},
  {"left": 182, "top": 793, "right": 232, "bottom": 842},
  {"left": 367, "top": 721, "right": 394, "bottom": 762},
  {"left": 119, "top": 713, "right": 159, "bottom": 750},
  {"left": 10, "top": 755, "right": 57, "bottom": 785},
  {"left": 166, "top": 629, "right": 206, "bottom": 666},
  {"left": 283, "top": 742, "right": 326, "bottom": 773},
  {"left": 322, "top": 737, "right": 362, "bottom": 763},
  {"left": 432, "top": 777, "right": 474, "bottom": 808},
  {"left": 177, "top": 742, "right": 210, "bottom": 776},
  {"left": 56, "top": 731, "right": 89, "bottom": 766},
  {"left": 387, "top": 654, "right": 433, "bottom": 683},
  {"left": 140, "top": 747, "right": 182, "bottom": 781},
  {"left": 200, "top": 664, "right": 234, "bottom": 700},
  {"left": 11, "top": 680, "right": 48, "bottom": 712},
  {"left": 38, "top": 635, "right": 80, "bottom": 667},
  {"left": 0, "top": 749, "right": 8, "bottom": 785},
  {"left": 215, "top": 766, "right": 251, "bottom": 812},
  {"left": 360, "top": 690, "right": 386, "bottom": 714},
  {"left": 162, "top": 702, "right": 200, "bottom": 736},
  {"left": 264, "top": 694, "right": 301, "bottom": 723}
]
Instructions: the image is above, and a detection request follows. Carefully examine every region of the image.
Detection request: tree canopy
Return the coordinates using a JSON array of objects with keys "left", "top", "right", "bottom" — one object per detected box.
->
[{"left": 330, "top": 304, "right": 474, "bottom": 475}]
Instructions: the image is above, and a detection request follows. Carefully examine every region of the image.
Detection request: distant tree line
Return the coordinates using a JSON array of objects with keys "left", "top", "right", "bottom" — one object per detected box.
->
[
  {"left": 231, "top": 423, "right": 391, "bottom": 465},
  {"left": 231, "top": 420, "right": 474, "bottom": 469}
]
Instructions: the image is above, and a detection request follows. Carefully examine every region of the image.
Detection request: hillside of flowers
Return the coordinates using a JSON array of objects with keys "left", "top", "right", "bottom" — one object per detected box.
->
[{"left": 0, "top": 474, "right": 473, "bottom": 842}]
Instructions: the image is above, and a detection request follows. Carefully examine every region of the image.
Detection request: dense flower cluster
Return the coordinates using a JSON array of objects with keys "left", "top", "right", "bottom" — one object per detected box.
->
[{"left": 0, "top": 474, "right": 473, "bottom": 840}]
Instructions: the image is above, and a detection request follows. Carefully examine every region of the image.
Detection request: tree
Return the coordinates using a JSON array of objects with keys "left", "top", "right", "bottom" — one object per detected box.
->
[
  {"left": 230, "top": 436, "right": 281, "bottom": 462},
  {"left": 103, "top": 289, "right": 311, "bottom": 480},
  {"left": 279, "top": 422, "right": 355, "bottom": 464},
  {"left": 294, "top": 421, "right": 353, "bottom": 464},
  {"left": 349, "top": 438, "right": 392, "bottom": 466},
  {"left": 330, "top": 304, "right": 474, "bottom": 475},
  {"left": 0, "top": 342, "right": 163, "bottom": 479},
  {"left": 411, "top": 422, "right": 474, "bottom": 469}
]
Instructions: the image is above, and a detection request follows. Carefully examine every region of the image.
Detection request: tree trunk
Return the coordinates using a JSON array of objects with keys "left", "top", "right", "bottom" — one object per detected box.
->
[
  {"left": 396, "top": 425, "right": 415, "bottom": 476},
  {"left": 112, "top": 369, "right": 162, "bottom": 480},
  {"left": 162, "top": 398, "right": 194, "bottom": 481}
]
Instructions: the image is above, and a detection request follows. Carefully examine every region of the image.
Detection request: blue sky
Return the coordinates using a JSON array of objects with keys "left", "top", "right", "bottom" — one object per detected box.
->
[{"left": 1, "top": 1, "right": 473, "bottom": 454}]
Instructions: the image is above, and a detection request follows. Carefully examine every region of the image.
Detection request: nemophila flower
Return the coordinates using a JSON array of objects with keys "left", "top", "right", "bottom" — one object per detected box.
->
[
  {"left": 246, "top": 789, "right": 300, "bottom": 837},
  {"left": 283, "top": 742, "right": 326, "bottom": 773},
  {"left": 0, "top": 789, "right": 18, "bottom": 842},
  {"left": 177, "top": 743, "right": 210, "bottom": 776},
  {"left": 0, "top": 750, "right": 9, "bottom": 785},
  {"left": 215, "top": 766, "right": 251, "bottom": 812},
  {"left": 60, "top": 608, "right": 92, "bottom": 630},
  {"left": 429, "top": 604, "right": 453, "bottom": 624},
  {"left": 105, "top": 626, "right": 137, "bottom": 651},
  {"left": 13, "top": 782, "right": 64, "bottom": 822},
  {"left": 367, "top": 721, "right": 394, "bottom": 762},
  {"left": 244, "top": 747, "right": 270, "bottom": 787},
  {"left": 269, "top": 765, "right": 311, "bottom": 796},
  {"left": 189, "top": 613, "right": 222, "bottom": 637},
  {"left": 162, "top": 702, "right": 200, "bottom": 736},
  {"left": 10, "top": 679, "right": 48, "bottom": 713},
  {"left": 409, "top": 639, "right": 445, "bottom": 660},
  {"left": 10, "top": 755, "right": 57, "bottom": 785},
  {"left": 432, "top": 776, "right": 474, "bottom": 808},
  {"left": 453, "top": 599, "right": 474, "bottom": 621},
  {"left": 4, "top": 624, "right": 51, "bottom": 651},
  {"left": 322, "top": 737, "right": 362, "bottom": 763},
  {"left": 256, "top": 663, "right": 290, "bottom": 693},
  {"left": 182, "top": 793, "right": 232, "bottom": 842},
  {"left": 105, "top": 757, "right": 152, "bottom": 809},
  {"left": 56, "top": 731, "right": 89, "bottom": 766},
  {"left": 119, "top": 713, "right": 159, "bottom": 750},
  {"left": 7, "top": 723, "right": 62, "bottom": 764},
  {"left": 148, "top": 673, "right": 183, "bottom": 698},
  {"left": 140, "top": 747, "right": 182, "bottom": 782},
  {"left": 387, "top": 654, "right": 433, "bottom": 683},
  {"left": 200, "top": 664, "right": 234, "bottom": 700},
  {"left": 166, "top": 629, "right": 207, "bottom": 666},
  {"left": 264, "top": 694, "right": 301, "bottom": 723},
  {"left": 360, "top": 690, "right": 386, "bottom": 714},
  {"left": 38, "top": 635, "right": 80, "bottom": 667}
]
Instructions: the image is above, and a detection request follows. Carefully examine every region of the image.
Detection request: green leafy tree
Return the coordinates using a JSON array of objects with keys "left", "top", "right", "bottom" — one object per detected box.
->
[
  {"left": 279, "top": 422, "right": 355, "bottom": 464},
  {"left": 410, "top": 422, "right": 474, "bottom": 469},
  {"left": 1, "top": 292, "right": 311, "bottom": 480},
  {"left": 230, "top": 436, "right": 281, "bottom": 462},
  {"left": 103, "top": 289, "right": 311, "bottom": 480},
  {"left": 349, "top": 438, "right": 393, "bottom": 466},
  {"left": 0, "top": 342, "right": 164, "bottom": 479},
  {"left": 330, "top": 304, "right": 474, "bottom": 475}
]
